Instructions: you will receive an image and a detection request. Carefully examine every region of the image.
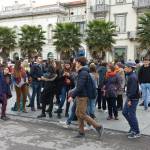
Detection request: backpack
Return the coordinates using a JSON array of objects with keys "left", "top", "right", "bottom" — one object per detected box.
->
[{"left": 86, "top": 73, "right": 97, "bottom": 99}]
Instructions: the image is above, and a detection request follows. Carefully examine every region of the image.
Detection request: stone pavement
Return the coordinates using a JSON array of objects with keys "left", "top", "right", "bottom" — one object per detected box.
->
[
  {"left": 1, "top": 119, "right": 150, "bottom": 150},
  {"left": 6, "top": 90, "right": 150, "bottom": 136}
]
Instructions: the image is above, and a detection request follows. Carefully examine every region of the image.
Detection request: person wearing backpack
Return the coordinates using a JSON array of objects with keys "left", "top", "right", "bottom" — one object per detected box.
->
[{"left": 68, "top": 57, "right": 103, "bottom": 138}]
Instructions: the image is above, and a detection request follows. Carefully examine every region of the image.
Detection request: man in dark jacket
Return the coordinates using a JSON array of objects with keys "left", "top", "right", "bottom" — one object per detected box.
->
[
  {"left": 30, "top": 56, "right": 43, "bottom": 111},
  {"left": 68, "top": 57, "right": 103, "bottom": 138},
  {"left": 122, "top": 62, "right": 140, "bottom": 139},
  {"left": 138, "top": 57, "right": 150, "bottom": 110}
]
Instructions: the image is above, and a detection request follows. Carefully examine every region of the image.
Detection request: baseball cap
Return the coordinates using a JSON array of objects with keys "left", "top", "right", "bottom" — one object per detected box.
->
[{"left": 125, "top": 61, "right": 136, "bottom": 68}]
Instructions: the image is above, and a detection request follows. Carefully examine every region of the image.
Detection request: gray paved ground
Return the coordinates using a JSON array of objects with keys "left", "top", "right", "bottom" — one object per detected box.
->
[
  {"left": 6, "top": 90, "right": 150, "bottom": 136},
  {"left": 0, "top": 117, "right": 150, "bottom": 150}
]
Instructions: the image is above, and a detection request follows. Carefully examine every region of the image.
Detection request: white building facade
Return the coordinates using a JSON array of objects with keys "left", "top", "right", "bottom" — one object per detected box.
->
[{"left": 0, "top": 0, "right": 149, "bottom": 61}]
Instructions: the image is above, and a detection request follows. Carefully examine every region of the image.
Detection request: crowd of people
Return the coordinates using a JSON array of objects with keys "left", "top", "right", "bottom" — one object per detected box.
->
[{"left": 0, "top": 55, "right": 150, "bottom": 139}]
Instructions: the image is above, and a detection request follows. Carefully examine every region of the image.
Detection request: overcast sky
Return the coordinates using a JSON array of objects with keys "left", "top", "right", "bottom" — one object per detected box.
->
[{"left": 0, "top": 0, "right": 76, "bottom": 10}]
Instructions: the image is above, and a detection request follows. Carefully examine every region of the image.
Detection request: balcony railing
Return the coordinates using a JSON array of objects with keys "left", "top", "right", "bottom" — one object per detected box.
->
[
  {"left": 59, "top": 15, "right": 86, "bottom": 23},
  {"left": 133, "top": 0, "right": 150, "bottom": 8},
  {"left": 91, "top": 4, "right": 110, "bottom": 13},
  {"left": 0, "top": 4, "right": 67, "bottom": 19}
]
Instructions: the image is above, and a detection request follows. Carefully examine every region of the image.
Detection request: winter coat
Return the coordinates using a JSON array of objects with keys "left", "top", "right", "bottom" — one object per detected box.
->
[
  {"left": 71, "top": 67, "right": 89, "bottom": 98},
  {"left": 126, "top": 71, "right": 139, "bottom": 100},
  {"left": 40, "top": 65, "right": 57, "bottom": 105},
  {"left": 105, "top": 73, "right": 121, "bottom": 98}
]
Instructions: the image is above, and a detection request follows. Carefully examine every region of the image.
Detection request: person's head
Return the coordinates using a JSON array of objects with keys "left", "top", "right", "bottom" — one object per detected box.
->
[
  {"left": 89, "top": 63, "right": 97, "bottom": 73},
  {"left": 54, "top": 60, "right": 62, "bottom": 71},
  {"left": 124, "top": 62, "right": 136, "bottom": 73},
  {"left": 108, "top": 65, "right": 115, "bottom": 72},
  {"left": 143, "top": 57, "right": 150, "bottom": 66},
  {"left": 64, "top": 60, "right": 71, "bottom": 70},
  {"left": 75, "top": 57, "right": 87, "bottom": 71},
  {"left": 35, "top": 56, "right": 43, "bottom": 64},
  {"left": 4, "top": 67, "right": 9, "bottom": 75}
]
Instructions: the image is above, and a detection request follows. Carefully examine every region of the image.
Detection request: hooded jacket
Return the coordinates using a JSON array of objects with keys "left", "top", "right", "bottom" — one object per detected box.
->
[{"left": 71, "top": 67, "right": 89, "bottom": 98}]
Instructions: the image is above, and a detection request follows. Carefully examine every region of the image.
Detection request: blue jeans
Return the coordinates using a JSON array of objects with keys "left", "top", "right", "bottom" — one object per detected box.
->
[
  {"left": 59, "top": 86, "right": 68, "bottom": 109},
  {"left": 141, "top": 83, "right": 150, "bottom": 109},
  {"left": 122, "top": 100, "right": 140, "bottom": 134},
  {"left": 67, "top": 99, "right": 76, "bottom": 125},
  {"left": 31, "top": 82, "right": 41, "bottom": 108},
  {"left": 87, "top": 99, "right": 96, "bottom": 116}
]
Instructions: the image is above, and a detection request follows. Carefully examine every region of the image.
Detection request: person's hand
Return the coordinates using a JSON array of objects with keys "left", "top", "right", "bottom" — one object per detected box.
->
[
  {"left": 37, "top": 78, "right": 41, "bottom": 81},
  {"left": 128, "top": 100, "right": 132, "bottom": 107},
  {"left": 68, "top": 97, "right": 73, "bottom": 102}
]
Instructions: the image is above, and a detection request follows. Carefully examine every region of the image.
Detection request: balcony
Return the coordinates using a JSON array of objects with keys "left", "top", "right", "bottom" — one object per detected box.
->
[
  {"left": 127, "top": 31, "right": 138, "bottom": 40},
  {"left": 91, "top": 4, "right": 110, "bottom": 13},
  {"left": 133, "top": 0, "right": 150, "bottom": 9},
  {"left": 0, "top": 4, "right": 67, "bottom": 19},
  {"left": 59, "top": 15, "right": 86, "bottom": 23}
]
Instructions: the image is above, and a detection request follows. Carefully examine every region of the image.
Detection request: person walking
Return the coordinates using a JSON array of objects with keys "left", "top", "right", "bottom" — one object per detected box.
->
[
  {"left": 68, "top": 57, "right": 103, "bottom": 138},
  {"left": 122, "top": 62, "right": 140, "bottom": 139}
]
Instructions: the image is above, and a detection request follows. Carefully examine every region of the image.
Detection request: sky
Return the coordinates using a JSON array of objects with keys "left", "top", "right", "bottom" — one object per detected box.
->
[{"left": 0, "top": 0, "right": 77, "bottom": 10}]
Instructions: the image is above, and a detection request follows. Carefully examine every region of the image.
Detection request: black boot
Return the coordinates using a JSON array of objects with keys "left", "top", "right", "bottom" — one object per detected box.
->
[{"left": 37, "top": 113, "right": 46, "bottom": 118}]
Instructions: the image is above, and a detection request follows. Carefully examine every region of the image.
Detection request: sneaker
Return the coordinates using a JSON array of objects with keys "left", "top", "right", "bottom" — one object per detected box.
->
[
  {"left": 96, "top": 125, "right": 104, "bottom": 138},
  {"left": 37, "top": 106, "right": 42, "bottom": 110},
  {"left": 107, "top": 116, "right": 113, "bottom": 120},
  {"left": 84, "top": 125, "right": 91, "bottom": 131},
  {"left": 127, "top": 129, "right": 133, "bottom": 135},
  {"left": 104, "top": 110, "right": 108, "bottom": 113},
  {"left": 65, "top": 113, "right": 69, "bottom": 118},
  {"left": 37, "top": 113, "right": 46, "bottom": 118},
  {"left": 114, "top": 117, "right": 119, "bottom": 120},
  {"left": 74, "top": 132, "right": 85, "bottom": 138},
  {"left": 139, "top": 102, "right": 144, "bottom": 106},
  {"left": 128, "top": 132, "right": 141, "bottom": 139},
  {"left": 31, "top": 107, "right": 36, "bottom": 111},
  {"left": 1, "top": 116, "right": 10, "bottom": 121},
  {"left": 59, "top": 121, "right": 70, "bottom": 128}
]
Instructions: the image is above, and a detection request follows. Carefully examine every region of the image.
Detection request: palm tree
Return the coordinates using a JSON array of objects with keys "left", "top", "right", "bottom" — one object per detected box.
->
[
  {"left": 86, "top": 20, "right": 117, "bottom": 60},
  {"left": 0, "top": 26, "right": 16, "bottom": 59},
  {"left": 19, "top": 25, "right": 46, "bottom": 58},
  {"left": 137, "top": 12, "right": 150, "bottom": 58},
  {"left": 53, "top": 23, "right": 82, "bottom": 59}
]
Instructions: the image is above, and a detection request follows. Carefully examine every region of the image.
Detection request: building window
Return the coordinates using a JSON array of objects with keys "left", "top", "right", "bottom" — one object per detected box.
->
[
  {"left": 115, "top": 14, "right": 127, "bottom": 33},
  {"left": 116, "top": 0, "right": 126, "bottom": 4},
  {"left": 76, "top": 22, "right": 86, "bottom": 35}
]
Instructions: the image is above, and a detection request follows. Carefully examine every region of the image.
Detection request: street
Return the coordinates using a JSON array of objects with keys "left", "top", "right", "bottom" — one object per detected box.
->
[{"left": 0, "top": 117, "right": 149, "bottom": 150}]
